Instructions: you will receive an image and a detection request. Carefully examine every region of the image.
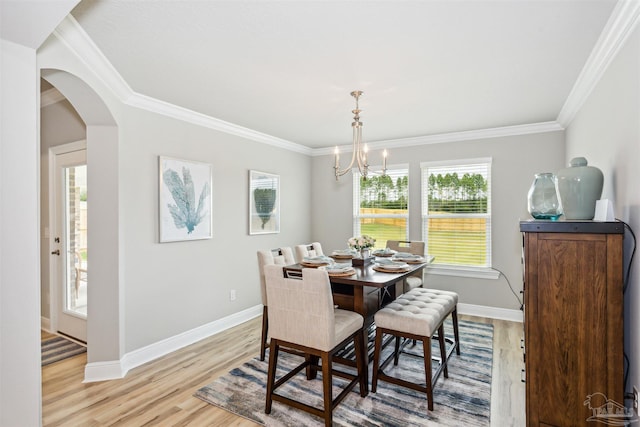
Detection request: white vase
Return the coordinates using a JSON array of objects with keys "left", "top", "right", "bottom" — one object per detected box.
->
[{"left": 556, "top": 157, "right": 603, "bottom": 220}]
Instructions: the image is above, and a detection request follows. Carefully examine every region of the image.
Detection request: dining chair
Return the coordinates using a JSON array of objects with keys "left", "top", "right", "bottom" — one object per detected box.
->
[
  {"left": 386, "top": 240, "right": 425, "bottom": 292},
  {"left": 263, "top": 264, "right": 367, "bottom": 426},
  {"left": 257, "top": 247, "right": 295, "bottom": 361},
  {"left": 294, "top": 241, "right": 324, "bottom": 263}
]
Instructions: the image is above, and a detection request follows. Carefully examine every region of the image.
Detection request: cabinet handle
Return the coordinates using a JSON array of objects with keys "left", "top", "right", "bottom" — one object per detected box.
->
[
  {"left": 520, "top": 338, "right": 525, "bottom": 349},
  {"left": 521, "top": 369, "right": 526, "bottom": 383},
  {"left": 51, "top": 249, "right": 60, "bottom": 256}
]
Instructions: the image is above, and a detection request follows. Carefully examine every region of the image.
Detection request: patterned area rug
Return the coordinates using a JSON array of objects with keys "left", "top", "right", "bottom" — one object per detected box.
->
[
  {"left": 195, "top": 319, "right": 493, "bottom": 426},
  {"left": 41, "top": 335, "right": 86, "bottom": 366}
]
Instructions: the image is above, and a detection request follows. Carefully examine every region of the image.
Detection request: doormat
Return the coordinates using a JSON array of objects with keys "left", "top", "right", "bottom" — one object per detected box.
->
[{"left": 42, "top": 335, "right": 86, "bottom": 366}]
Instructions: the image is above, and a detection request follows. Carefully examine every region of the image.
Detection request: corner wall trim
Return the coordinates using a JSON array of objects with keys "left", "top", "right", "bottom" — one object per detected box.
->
[
  {"left": 83, "top": 305, "right": 262, "bottom": 382},
  {"left": 458, "top": 303, "right": 523, "bottom": 323},
  {"left": 41, "top": 316, "right": 51, "bottom": 332}
]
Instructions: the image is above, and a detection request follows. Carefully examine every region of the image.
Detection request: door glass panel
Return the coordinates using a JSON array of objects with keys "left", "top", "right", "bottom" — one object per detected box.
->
[{"left": 64, "top": 165, "right": 87, "bottom": 318}]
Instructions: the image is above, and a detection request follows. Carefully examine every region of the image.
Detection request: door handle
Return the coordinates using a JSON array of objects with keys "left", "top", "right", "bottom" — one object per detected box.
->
[{"left": 51, "top": 249, "right": 60, "bottom": 256}]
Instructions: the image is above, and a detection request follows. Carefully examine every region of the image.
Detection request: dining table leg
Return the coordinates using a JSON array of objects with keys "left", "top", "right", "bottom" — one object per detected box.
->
[{"left": 352, "top": 286, "right": 369, "bottom": 391}]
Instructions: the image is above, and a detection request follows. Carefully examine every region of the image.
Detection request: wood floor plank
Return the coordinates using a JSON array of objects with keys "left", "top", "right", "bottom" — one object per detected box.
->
[{"left": 42, "top": 314, "right": 524, "bottom": 426}]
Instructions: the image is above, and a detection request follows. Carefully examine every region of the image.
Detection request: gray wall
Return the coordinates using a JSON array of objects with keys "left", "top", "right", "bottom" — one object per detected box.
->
[
  {"left": 311, "top": 131, "right": 566, "bottom": 310},
  {"left": 565, "top": 25, "right": 640, "bottom": 404},
  {"left": 117, "top": 106, "right": 312, "bottom": 350},
  {"left": 38, "top": 80, "right": 313, "bottom": 354}
]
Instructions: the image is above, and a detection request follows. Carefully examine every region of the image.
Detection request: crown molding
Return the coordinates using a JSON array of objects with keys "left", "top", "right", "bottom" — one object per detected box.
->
[
  {"left": 52, "top": 15, "right": 133, "bottom": 102},
  {"left": 54, "top": 7, "right": 633, "bottom": 159},
  {"left": 51, "top": 15, "right": 312, "bottom": 156},
  {"left": 312, "top": 121, "right": 564, "bottom": 156},
  {"left": 128, "top": 93, "right": 312, "bottom": 155},
  {"left": 557, "top": 0, "right": 640, "bottom": 127},
  {"left": 40, "top": 87, "right": 65, "bottom": 108}
]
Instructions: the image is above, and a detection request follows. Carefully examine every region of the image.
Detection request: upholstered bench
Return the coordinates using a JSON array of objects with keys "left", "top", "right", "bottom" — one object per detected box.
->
[{"left": 371, "top": 288, "right": 460, "bottom": 410}]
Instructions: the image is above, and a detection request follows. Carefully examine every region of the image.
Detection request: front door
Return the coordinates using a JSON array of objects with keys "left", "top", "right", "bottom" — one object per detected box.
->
[{"left": 51, "top": 146, "right": 87, "bottom": 342}]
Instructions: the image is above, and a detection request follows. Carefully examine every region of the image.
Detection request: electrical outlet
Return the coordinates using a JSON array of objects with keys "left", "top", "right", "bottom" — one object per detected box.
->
[
  {"left": 229, "top": 290, "right": 237, "bottom": 301},
  {"left": 634, "top": 386, "right": 639, "bottom": 414}
]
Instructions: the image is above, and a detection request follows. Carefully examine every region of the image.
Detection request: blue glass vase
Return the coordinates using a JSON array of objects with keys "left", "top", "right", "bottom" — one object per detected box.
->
[{"left": 527, "top": 173, "right": 563, "bottom": 220}]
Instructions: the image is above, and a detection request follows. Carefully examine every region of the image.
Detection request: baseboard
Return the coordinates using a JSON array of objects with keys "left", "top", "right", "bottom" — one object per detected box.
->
[
  {"left": 83, "top": 304, "right": 262, "bottom": 383},
  {"left": 458, "top": 303, "right": 523, "bottom": 323},
  {"left": 41, "top": 316, "right": 51, "bottom": 332},
  {"left": 82, "top": 302, "right": 521, "bottom": 382}
]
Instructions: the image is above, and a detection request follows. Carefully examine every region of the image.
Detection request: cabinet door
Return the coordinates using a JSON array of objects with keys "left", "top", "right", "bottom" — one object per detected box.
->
[{"left": 525, "top": 232, "right": 623, "bottom": 426}]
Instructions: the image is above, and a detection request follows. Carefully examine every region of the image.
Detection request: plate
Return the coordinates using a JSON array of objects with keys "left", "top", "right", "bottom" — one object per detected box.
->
[
  {"left": 373, "top": 265, "right": 410, "bottom": 273},
  {"left": 374, "top": 261, "right": 409, "bottom": 270},
  {"left": 327, "top": 268, "right": 356, "bottom": 277},
  {"left": 300, "top": 261, "right": 329, "bottom": 268},
  {"left": 392, "top": 255, "right": 424, "bottom": 264},
  {"left": 332, "top": 254, "right": 354, "bottom": 259}
]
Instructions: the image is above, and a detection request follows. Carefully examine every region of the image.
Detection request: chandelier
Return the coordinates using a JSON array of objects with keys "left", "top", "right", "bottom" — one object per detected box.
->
[{"left": 334, "top": 91, "right": 387, "bottom": 181}]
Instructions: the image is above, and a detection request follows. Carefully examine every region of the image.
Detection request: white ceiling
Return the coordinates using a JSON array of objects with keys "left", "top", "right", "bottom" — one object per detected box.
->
[{"left": 68, "top": 0, "right": 618, "bottom": 149}]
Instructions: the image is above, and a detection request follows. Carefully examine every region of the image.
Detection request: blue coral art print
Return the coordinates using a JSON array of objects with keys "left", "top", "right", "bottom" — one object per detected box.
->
[{"left": 159, "top": 157, "right": 212, "bottom": 242}]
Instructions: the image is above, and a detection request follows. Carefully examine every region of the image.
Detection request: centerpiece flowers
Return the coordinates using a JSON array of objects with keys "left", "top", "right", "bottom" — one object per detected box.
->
[{"left": 348, "top": 235, "right": 376, "bottom": 259}]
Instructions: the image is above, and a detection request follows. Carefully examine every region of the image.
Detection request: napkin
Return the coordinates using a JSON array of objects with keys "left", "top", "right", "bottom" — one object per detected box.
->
[
  {"left": 303, "top": 255, "right": 332, "bottom": 264},
  {"left": 375, "top": 262, "right": 409, "bottom": 270},
  {"left": 326, "top": 263, "right": 353, "bottom": 273},
  {"left": 372, "top": 248, "right": 396, "bottom": 255},
  {"left": 332, "top": 249, "right": 357, "bottom": 256},
  {"left": 394, "top": 252, "right": 416, "bottom": 258}
]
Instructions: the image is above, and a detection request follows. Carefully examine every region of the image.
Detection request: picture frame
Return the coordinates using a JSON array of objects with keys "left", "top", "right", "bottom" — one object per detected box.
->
[
  {"left": 249, "top": 170, "right": 280, "bottom": 235},
  {"left": 159, "top": 156, "right": 212, "bottom": 242}
]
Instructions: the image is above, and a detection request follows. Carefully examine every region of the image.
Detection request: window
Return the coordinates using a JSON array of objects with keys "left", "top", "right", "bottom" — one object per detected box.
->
[
  {"left": 353, "top": 166, "right": 409, "bottom": 249},
  {"left": 421, "top": 158, "right": 493, "bottom": 275}
]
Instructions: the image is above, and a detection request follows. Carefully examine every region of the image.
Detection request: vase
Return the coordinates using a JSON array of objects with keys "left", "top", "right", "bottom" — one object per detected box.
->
[
  {"left": 556, "top": 157, "right": 603, "bottom": 220},
  {"left": 527, "top": 173, "right": 563, "bottom": 220}
]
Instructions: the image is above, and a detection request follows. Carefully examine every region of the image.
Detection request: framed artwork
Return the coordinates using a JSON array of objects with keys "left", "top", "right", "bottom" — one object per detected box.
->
[
  {"left": 249, "top": 170, "right": 280, "bottom": 235},
  {"left": 159, "top": 156, "right": 212, "bottom": 242}
]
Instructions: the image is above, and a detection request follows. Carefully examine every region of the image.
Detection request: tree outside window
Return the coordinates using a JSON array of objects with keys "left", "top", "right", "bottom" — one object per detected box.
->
[
  {"left": 353, "top": 168, "right": 409, "bottom": 249},
  {"left": 422, "top": 159, "right": 492, "bottom": 268}
]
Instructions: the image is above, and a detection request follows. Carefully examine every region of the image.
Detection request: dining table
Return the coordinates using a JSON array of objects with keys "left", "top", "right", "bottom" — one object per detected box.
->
[{"left": 282, "top": 254, "right": 434, "bottom": 390}]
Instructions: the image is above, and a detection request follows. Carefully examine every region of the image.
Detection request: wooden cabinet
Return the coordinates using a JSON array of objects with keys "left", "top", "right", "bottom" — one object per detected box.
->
[{"left": 520, "top": 220, "right": 624, "bottom": 427}]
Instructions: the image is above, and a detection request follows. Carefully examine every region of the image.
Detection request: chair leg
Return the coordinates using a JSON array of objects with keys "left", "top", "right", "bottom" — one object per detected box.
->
[
  {"left": 264, "top": 340, "right": 279, "bottom": 414},
  {"left": 422, "top": 336, "right": 434, "bottom": 411},
  {"left": 437, "top": 324, "right": 448, "bottom": 378},
  {"left": 321, "top": 352, "right": 333, "bottom": 427},
  {"left": 306, "top": 354, "right": 319, "bottom": 380},
  {"left": 393, "top": 335, "right": 401, "bottom": 365},
  {"left": 260, "top": 306, "right": 268, "bottom": 361},
  {"left": 452, "top": 308, "right": 461, "bottom": 355},
  {"left": 371, "top": 328, "right": 383, "bottom": 393}
]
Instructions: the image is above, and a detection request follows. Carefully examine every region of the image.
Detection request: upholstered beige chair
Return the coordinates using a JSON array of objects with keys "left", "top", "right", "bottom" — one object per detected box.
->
[
  {"left": 257, "top": 247, "right": 295, "bottom": 361},
  {"left": 372, "top": 287, "right": 460, "bottom": 411},
  {"left": 386, "top": 240, "right": 425, "bottom": 292},
  {"left": 294, "top": 242, "right": 324, "bottom": 263},
  {"left": 263, "top": 264, "right": 367, "bottom": 426}
]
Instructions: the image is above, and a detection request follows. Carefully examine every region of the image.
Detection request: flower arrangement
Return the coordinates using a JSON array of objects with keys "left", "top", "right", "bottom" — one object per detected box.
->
[{"left": 348, "top": 235, "right": 376, "bottom": 250}]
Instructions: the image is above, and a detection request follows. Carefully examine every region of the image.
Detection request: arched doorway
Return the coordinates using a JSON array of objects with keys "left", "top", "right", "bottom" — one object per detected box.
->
[{"left": 40, "top": 69, "right": 122, "bottom": 377}]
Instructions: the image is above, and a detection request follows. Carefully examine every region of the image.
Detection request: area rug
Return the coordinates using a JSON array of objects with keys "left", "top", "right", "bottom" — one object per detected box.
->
[
  {"left": 41, "top": 335, "right": 86, "bottom": 366},
  {"left": 195, "top": 319, "right": 493, "bottom": 426}
]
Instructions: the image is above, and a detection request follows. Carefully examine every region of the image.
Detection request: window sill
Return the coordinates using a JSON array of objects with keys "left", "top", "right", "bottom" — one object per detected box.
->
[{"left": 426, "top": 265, "right": 500, "bottom": 280}]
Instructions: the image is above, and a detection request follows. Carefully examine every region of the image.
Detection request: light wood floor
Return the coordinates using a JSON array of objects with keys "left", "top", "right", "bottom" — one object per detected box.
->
[{"left": 42, "top": 314, "right": 525, "bottom": 426}]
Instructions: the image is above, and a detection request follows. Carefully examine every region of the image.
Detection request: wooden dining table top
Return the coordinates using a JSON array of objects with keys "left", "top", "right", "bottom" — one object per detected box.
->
[{"left": 283, "top": 256, "right": 432, "bottom": 288}]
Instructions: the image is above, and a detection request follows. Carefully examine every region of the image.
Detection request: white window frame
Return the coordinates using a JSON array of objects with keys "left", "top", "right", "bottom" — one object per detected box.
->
[
  {"left": 421, "top": 158, "right": 498, "bottom": 280},
  {"left": 353, "top": 165, "right": 410, "bottom": 247}
]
